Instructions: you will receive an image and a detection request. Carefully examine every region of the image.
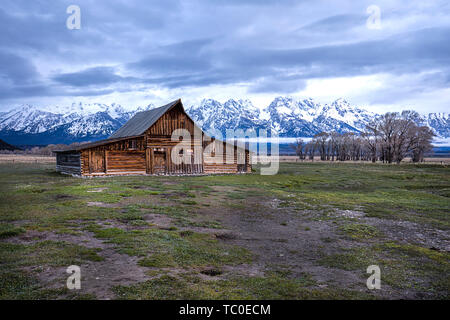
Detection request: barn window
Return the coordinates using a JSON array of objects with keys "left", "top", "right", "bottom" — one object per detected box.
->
[{"left": 128, "top": 139, "right": 137, "bottom": 150}]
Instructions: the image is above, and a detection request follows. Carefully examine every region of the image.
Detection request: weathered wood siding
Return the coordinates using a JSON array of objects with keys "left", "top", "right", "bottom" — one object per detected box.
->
[
  {"left": 203, "top": 139, "right": 249, "bottom": 174},
  {"left": 145, "top": 104, "right": 204, "bottom": 174},
  {"left": 56, "top": 152, "right": 81, "bottom": 175},
  {"left": 106, "top": 151, "right": 146, "bottom": 174},
  {"left": 81, "top": 137, "right": 146, "bottom": 176}
]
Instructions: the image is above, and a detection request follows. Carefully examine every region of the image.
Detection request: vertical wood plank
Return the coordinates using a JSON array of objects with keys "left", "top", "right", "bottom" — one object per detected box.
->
[
  {"left": 105, "top": 150, "right": 108, "bottom": 173},
  {"left": 150, "top": 148, "right": 154, "bottom": 174}
]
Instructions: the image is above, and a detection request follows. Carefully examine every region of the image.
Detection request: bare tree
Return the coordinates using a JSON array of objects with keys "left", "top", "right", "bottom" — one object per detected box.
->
[
  {"left": 290, "top": 138, "right": 306, "bottom": 160},
  {"left": 313, "top": 132, "right": 329, "bottom": 161},
  {"left": 362, "top": 120, "right": 379, "bottom": 163},
  {"left": 409, "top": 126, "right": 434, "bottom": 162},
  {"left": 305, "top": 141, "right": 315, "bottom": 161},
  {"left": 301, "top": 110, "right": 434, "bottom": 164},
  {"left": 377, "top": 113, "right": 399, "bottom": 163}
]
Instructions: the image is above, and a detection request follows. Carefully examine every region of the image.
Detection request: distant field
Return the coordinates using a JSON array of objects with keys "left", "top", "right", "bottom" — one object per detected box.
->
[
  {"left": 0, "top": 154, "right": 55, "bottom": 163},
  {"left": 0, "top": 162, "right": 448, "bottom": 299},
  {"left": 0, "top": 154, "right": 448, "bottom": 165},
  {"left": 254, "top": 155, "right": 450, "bottom": 164}
]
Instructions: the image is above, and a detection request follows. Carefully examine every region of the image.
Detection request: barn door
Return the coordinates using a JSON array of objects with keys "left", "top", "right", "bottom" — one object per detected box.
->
[
  {"left": 153, "top": 151, "right": 166, "bottom": 174},
  {"left": 89, "top": 150, "right": 105, "bottom": 173}
]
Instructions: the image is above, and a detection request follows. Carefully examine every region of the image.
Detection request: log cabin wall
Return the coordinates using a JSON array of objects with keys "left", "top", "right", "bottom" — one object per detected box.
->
[
  {"left": 80, "top": 137, "right": 146, "bottom": 176},
  {"left": 202, "top": 139, "right": 250, "bottom": 174},
  {"left": 56, "top": 152, "right": 81, "bottom": 175}
]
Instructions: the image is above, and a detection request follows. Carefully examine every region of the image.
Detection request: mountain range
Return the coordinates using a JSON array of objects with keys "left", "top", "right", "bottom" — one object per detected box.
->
[{"left": 0, "top": 98, "right": 448, "bottom": 146}]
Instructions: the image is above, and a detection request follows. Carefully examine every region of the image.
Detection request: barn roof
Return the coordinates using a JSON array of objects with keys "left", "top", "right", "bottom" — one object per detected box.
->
[
  {"left": 109, "top": 99, "right": 181, "bottom": 139},
  {"left": 53, "top": 134, "right": 145, "bottom": 153}
]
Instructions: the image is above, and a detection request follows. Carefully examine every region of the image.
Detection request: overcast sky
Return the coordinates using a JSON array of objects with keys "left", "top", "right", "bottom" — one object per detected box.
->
[{"left": 0, "top": 0, "right": 449, "bottom": 113}]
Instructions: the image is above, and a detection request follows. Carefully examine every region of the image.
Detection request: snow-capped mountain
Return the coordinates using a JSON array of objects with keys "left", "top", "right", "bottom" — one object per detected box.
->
[
  {"left": 424, "top": 113, "right": 449, "bottom": 138},
  {"left": 187, "top": 99, "right": 267, "bottom": 136},
  {"left": 0, "top": 98, "right": 448, "bottom": 146},
  {"left": 0, "top": 103, "right": 153, "bottom": 145},
  {"left": 187, "top": 97, "right": 449, "bottom": 139},
  {"left": 262, "top": 97, "right": 319, "bottom": 136},
  {"left": 0, "top": 105, "right": 67, "bottom": 134},
  {"left": 187, "top": 97, "right": 379, "bottom": 138},
  {"left": 315, "top": 98, "right": 376, "bottom": 131}
]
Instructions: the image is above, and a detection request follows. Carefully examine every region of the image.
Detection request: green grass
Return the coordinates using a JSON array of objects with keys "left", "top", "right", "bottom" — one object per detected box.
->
[
  {"left": 113, "top": 273, "right": 373, "bottom": 300},
  {"left": 0, "top": 223, "right": 25, "bottom": 239},
  {"left": 338, "top": 223, "right": 381, "bottom": 240},
  {"left": 0, "top": 239, "right": 104, "bottom": 299},
  {"left": 0, "top": 241, "right": 104, "bottom": 268},
  {"left": 319, "top": 242, "right": 450, "bottom": 297},
  {"left": 0, "top": 269, "right": 95, "bottom": 300},
  {"left": 0, "top": 162, "right": 448, "bottom": 299},
  {"left": 86, "top": 225, "right": 252, "bottom": 268}
]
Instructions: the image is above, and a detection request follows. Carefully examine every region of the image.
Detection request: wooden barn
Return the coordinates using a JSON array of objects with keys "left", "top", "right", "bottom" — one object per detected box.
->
[{"left": 54, "top": 99, "right": 251, "bottom": 176}]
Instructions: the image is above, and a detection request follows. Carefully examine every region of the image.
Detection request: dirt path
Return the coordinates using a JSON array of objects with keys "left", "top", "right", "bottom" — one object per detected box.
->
[
  {"left": 205, "top": 197, "right": 417, "bottom": 299},
  {"left": 6, "top": 229, "right": 150, "bottom": 299}
]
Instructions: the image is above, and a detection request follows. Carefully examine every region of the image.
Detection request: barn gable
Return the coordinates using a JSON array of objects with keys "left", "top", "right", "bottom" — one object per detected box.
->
[{"left": 110, "top": 99, "right": 181, "bottom": 139}]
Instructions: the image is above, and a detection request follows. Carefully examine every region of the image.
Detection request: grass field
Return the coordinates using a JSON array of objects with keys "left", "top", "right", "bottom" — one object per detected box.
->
[{"left": 0, "top": 162, "right": 448, "bottom": 299}]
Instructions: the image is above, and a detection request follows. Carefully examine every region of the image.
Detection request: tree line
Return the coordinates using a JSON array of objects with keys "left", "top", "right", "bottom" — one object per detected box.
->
[{"left": 292, "top": 110, "right": 435, "bottom": 163}]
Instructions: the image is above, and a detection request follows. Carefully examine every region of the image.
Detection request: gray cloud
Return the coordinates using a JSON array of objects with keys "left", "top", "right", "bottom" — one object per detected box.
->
[
  {"left": 127, "top": 38, "right": 215, "bottom": 74},
  {"left": 249, "top": 77, "right": 307, "bottom": 94},
  {"left": 0, "top": 0, "right": 449, "bottom": 112},
  {"left": 0, "top": 51, "right": 40, "bottom": 84},
  {"left": 53, "top": 67, "right": 126, "bottom": 87},
  {"left": 297, "top": 14, "right": 366, "bottom": 33}
]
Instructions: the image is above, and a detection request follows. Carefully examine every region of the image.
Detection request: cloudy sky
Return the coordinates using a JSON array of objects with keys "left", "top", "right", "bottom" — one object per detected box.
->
[{"left": 0, "top": 0, "right": 449, "bottom": 113}]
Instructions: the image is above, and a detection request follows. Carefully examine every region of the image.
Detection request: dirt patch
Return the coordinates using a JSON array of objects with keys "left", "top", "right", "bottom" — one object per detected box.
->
[
  {"left": 96, "top": 220, "right": 129, "bottom": 230},
  {"left": 6, "top": 229, "right": 150, "bottom": 299},
  {"left": 144, "top": 213, "right": 173, "bottom": 228},
  {"left": 162, "top": 181, "right": 181, "bottom": 186},
  {"left": 201, "top": 197, "right": 407, "bottom": 299},
  {"left": 221, "top": 263, "right": 264, "bottom": 277},
  {"left": 211, "top": 186, "right": 239, "bottom": 193},
  {"left": 87, "top": 188, "right": 108, "bottom": 193},
  {"left": 332, "top": 209, "right": 366, "bottom": 219},
  {"left": 32, "top": 249, "right": 149, "bottom": 299},
  {"left": 366, "top": 218, "right": 450, "bottom": 252},
  {"left": 87, "top": 202, "right": 118, "bottom": 208},
  {"left": 5, "top": 230, "right": 105, "bottom": 249},
  {"left": 160, "top": 191, "right": 190, "bottom": 198}
]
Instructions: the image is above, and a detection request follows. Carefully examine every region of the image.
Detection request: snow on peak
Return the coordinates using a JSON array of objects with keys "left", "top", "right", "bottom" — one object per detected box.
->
[{"left": 0, "top": 98, "right": 448, "bottom": 144}]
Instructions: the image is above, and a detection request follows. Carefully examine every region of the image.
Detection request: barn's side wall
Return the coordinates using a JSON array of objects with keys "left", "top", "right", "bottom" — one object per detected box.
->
[
  {"left": 202, "top": 140, "right": 250, "bottom": 174},
  {"left": 56, "top": 152, "right": 81, "bottom": 175},
  {"left": 81, "top": 137, "right": 146, "bottom": 176}
]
